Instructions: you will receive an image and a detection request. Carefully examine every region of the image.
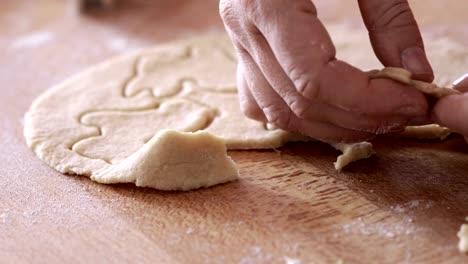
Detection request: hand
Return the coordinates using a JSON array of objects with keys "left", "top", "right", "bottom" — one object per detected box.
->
[
  {"left": 432, "top": 74, "right": 468, "bottom": 142},
  {"left": 219, "top": 0, "right": 433, "bottom": 142}
]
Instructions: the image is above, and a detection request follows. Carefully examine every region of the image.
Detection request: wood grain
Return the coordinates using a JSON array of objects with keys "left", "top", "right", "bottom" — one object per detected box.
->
[{"left": 1, "top": 0, "right": 467, "bottom": 263}]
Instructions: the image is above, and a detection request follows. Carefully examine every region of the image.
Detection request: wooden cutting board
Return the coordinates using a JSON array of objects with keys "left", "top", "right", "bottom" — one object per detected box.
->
[{"left": 1, "top": 1, "right": 467, "bottom": 263}]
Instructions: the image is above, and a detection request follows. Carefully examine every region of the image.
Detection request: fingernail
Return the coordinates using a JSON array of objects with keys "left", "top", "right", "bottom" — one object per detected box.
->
[{"left": 401, "top": 47, "right": 433, "bottom": 81}]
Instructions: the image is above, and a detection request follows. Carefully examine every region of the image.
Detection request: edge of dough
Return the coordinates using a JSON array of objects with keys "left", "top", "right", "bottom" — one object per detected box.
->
[{"left": 92, "top": 129, "right": 239, "bottom": 191}]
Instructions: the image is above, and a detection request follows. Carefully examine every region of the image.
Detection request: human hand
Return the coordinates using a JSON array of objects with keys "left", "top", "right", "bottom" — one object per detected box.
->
[
  {"left": 432, "top": 74, "right": 468, "bottom": 142},
  {"left": 219, "top": 0, "right": 433, "bottom": 142}
]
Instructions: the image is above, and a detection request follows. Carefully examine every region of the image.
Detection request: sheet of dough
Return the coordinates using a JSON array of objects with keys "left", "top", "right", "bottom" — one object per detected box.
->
[
  {"left": 24, "top": 35, "right": 304, "bottom": 191},
  {"left": 24, "top": 25, "right": 468, "bottom": 190}
]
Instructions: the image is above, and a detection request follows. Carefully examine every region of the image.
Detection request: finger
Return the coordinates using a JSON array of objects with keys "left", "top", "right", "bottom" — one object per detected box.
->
[
  {"left": 240, "top": 0, "right": 428, "bottom": 117},
  {"left": 237, "top": 45, "right": 375, "bottom": 143},
  {"left": 432, "top": 93, "right": 468, "bottom": 135},
  {"left": 299, "top": 102, "right": 409, "bottom": 134},
  {"left": 235, "top": 29, "right": 410, "bottom": 133},
  {"left": 236, "top": 61, "right": 267, "bottom": 122},
  {"left": 453, "top": 73, "right": 468, "bottom": 93},
  {"left": 231, "top": 26, "right": 409, "bottom": 134},
  {"left": 358, "top": 0, "right": 433, "bottom": 81}
]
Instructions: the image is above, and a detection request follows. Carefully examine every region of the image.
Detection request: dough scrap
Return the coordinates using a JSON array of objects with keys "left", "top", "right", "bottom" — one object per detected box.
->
[
  {"left": 397, "top": 124, "right": 452, "bottom": 140},
  {"left": 368, "top": 67, "right": 461, "bottom": 98},
  {"left": 332, "top": 142, "right": 375, "bottom": 172},
  {"left": 334, "top": 67, "right": 458, "bottom": 170},
  {"left": 458, "top": 222, "right": 468, "bottom": 254}
]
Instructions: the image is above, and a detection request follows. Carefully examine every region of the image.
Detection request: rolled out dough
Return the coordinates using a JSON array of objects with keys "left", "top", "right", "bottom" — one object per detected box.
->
[
  {"left": 24, "top": 34, "right": 303, "bottom": 191},
  {"left": 24, "top": 25, "right": 468, "bottom": 191}
]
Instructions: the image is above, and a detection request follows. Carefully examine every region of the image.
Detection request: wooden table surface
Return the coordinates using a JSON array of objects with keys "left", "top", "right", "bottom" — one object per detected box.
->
[{"left": 1, "top": 1, "right": 467, "bottom": 263}]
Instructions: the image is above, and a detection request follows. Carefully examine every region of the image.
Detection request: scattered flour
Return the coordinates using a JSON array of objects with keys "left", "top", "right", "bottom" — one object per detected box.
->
[
  {"left": 283, "top": 256, "right": 302, "bottom": 264},
  {"left": 107, "top": 37, "right": 130, "bottom": 52},
  {"left": 0, "top": 212, "right": 9, "bottom": 224},
  {"left": 391, "top": 200, "right": 434, "bottom": 213},
  {"left": 240, "top": 246, "right": 273, "bottom": 264},
  {"left": 342, "top": 217, "right": 415, "bottom": 238},
  {"left": 186, "top": 227, "right": 194, "bottom": 234},
  {"left": 11, "top": 31, "right": 54, "bottom": 49}
]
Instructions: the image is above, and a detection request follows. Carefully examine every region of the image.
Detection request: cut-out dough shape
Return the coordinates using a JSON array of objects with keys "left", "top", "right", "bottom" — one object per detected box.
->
[
  {"left": 71, "top": 86, "right": 301, "bottom": 165},
  {"left": 24, "top": 31, "right": 468, "bottom": 191},
  {"left": 125, "top": 38, "right": 237, "bottom": 98},
  {"left": 73, "top": 99, "right": 216, "bottom": 164}
]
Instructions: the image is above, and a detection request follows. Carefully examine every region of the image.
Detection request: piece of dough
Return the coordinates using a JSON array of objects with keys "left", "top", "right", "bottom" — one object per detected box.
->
[
  {"left": 92, "top": 129, "right": 238, "bottom": 191},
  {"left": 396, "top": 124, "right": 452, "bottom": 140},
  {"left": 458, "top": 222, "right": 468, "bottom": 254},
  {"left": 332, "top": 142, "right": 375, "bottom": 172},
  {"left": 368, "top": 67, "right": 461, "bottom": 98}
]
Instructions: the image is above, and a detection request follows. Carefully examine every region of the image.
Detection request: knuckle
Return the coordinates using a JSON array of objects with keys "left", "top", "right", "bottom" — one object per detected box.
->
[
  {"left": 219, "top": 0, "right": 263, "bottom": 37},
  {"left": 290, "top": 68, "right": 319, "bottom": 99},
  {"left": 239, "top": 99, "right": 263, "bottom": 121},
  {"left": 372, "top": 120, "right": 406, "bottom": 134},
  {"left": 370, "top": 1, "right": 414, "bottom": 30},
  {"left": 219, "top": 0, "right": 236, "bottom": 25},
  {"left": 239, "top": 0, "right": 262, "bottom": 20},
  {"left": 262, "top": 104, "right": 292, "bottom": 130},
  {"left": 220, "top": 0, "right": 260, "bottom": 18},
  {"left": 289, "top": 99, "right": 310, "bottom": 119}
]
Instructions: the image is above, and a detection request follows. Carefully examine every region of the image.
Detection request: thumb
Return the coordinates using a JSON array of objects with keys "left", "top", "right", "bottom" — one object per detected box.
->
[{"left": 358, "top": 0, "right": 434, "bottom": 82}]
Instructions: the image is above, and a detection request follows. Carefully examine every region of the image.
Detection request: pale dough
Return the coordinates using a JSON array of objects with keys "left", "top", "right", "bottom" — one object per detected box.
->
[
  {"left": 368, "top": 67, "right": 461, "bottom": 98},
  {"left": 332, "top": 142, "right": 375, "bottom": 172},
  {"left": 92, "top": 129, "right": 238, "bottom": 191},
  {"left": 24, "top": 25, "right": 468, "bottom": 190},
  {"left": 397, "top": 125, "right": 452, "bottom": 140},
  {"left": 24, "top": 35, "right": 302, "bottom": 191},
  {"left": 458, "top": 222, "right": 468, "bottom": 254}
]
